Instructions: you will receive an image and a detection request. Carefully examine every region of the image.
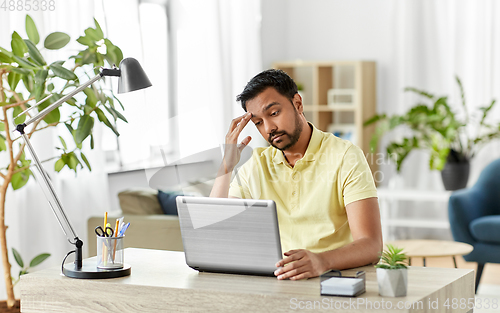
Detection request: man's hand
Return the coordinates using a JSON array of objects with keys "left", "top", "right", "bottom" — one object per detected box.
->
[
  {"left": 222, "top": 112, "right": 252, "bottom": 173},
  {"left": 274, "top": 249, "right": 327, "bottom": 280}
]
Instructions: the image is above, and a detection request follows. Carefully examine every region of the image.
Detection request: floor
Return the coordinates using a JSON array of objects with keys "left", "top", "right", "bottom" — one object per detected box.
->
[{"left": 409, "top": 256, "right": 500, "bottom": 313}]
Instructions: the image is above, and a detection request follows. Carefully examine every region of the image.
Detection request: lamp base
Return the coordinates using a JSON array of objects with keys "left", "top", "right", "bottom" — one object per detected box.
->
[{"left": 62, "top": 259, "right": 131, "bottom": 279}]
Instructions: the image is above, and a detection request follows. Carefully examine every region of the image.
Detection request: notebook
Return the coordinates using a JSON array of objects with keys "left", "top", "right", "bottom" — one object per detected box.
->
[{"left": 175, "top": 196, "right": 283, "bottom": 276}]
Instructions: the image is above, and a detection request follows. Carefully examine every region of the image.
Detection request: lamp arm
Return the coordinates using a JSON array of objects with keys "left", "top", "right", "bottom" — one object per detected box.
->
[
  {"left": 20, "top": 132, "right": 79, "bottom": 243},
  {"left": 23, "top": 73, "right": 102, "bottom": 128}
]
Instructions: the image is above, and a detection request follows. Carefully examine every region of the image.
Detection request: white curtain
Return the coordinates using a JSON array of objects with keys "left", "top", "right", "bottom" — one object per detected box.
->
[
  {"left": 0, "top": 0, "right": 120, "bottom": 299},
  {"left": 384, "top": 0, "right": 500, "bottom": 190},
  {"left": 171, "top": 0, "right": 265, "bottom": 164}
]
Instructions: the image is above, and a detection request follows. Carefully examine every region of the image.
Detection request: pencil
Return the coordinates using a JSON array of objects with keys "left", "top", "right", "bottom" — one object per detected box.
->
[{"left": 113, "top": 219, "right": 119, "bottom": 262}]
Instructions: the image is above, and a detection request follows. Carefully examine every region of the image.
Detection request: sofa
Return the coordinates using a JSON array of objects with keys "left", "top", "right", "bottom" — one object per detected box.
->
[{"left": 87, "top": 181, "right": 214, "bottom": 257}]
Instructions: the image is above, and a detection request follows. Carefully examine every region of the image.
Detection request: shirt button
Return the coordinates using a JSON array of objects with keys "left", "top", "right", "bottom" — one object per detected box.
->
[{"left": 292, "top": 191, "right": 296, "bottom": 196}]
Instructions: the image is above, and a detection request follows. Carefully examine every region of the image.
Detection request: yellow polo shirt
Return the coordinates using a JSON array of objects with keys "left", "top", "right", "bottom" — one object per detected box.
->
[{"left": 228, "top": 123, "right": 377, "bottom": 254}]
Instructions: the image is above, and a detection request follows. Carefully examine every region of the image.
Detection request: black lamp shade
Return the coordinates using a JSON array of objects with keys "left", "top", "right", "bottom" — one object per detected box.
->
[{"left": 117, "top": 58, "right": 152, "bottom": 94}]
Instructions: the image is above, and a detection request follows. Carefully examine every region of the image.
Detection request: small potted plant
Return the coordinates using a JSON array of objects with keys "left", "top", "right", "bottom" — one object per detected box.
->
[{"left": 375, "top": 244, "right": 409, "bottom": 297}]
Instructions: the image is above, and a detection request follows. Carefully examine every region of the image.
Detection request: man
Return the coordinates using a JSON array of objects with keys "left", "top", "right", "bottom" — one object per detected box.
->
[{"left": 210, "top": 69, "right": 382, "bottom": 280}]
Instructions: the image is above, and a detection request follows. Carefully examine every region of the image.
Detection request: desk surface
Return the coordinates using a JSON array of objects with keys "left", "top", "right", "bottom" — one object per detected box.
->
[{"left": 21, "top": 248, "right": 474, "bottom": 312}]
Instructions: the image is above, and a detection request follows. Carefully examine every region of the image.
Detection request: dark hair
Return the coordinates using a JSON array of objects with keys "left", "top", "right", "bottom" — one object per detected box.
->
[{"left": 236, "top": 69, "right": 298, "bottom": 111}]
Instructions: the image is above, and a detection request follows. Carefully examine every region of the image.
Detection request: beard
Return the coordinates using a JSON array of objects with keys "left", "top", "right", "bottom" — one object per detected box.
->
[{"left": 268, "top": 109, "right": 303, "bottom": 151}]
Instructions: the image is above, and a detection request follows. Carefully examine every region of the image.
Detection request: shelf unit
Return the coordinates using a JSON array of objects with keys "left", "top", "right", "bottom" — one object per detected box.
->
[
  {"left": 377, "top": 188, "right": 453, "bottom": 241},
  {"left": 272, "top": 60, "right": 377, "bottom": 172}
]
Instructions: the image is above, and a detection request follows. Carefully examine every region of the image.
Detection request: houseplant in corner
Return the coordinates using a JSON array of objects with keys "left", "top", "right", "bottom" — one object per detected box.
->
[
  {"left": 375, "top": 244, "right": 409, "bottom": 297},
  {"left": 0, "top": 15, "right": 125, "bottom": 308},
  {"left": 364, "top": 76, "right": 500, "bottom": 190}
]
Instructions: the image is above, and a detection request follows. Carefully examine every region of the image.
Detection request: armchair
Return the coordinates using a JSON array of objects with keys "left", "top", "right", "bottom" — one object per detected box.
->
[{"left": 448, "top": 158, "right": 500, "bottom": 293}]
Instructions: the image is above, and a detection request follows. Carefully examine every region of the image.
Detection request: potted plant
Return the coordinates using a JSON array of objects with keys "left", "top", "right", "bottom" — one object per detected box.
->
[
  {"left": 375, "top": 244, "right": 409, "bottom": 297},
  {"left": 364, "top": 76, "right": 500, "bottom": 190},
  {"left": 0, "top": 15, "right": 125, "bottom": 308}
]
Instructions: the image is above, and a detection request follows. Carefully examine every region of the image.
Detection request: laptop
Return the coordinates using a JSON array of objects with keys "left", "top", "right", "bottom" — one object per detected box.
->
[{"left": 175, "top": 196, "right": 283, "bottom": 276}]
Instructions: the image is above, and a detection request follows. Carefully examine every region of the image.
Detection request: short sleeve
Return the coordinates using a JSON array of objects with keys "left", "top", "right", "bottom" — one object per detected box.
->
[
  {"left": 228, "top": 159, "right": 253, "bottom": 199},
  {"left": 340, "top": 145, "right": 378, "bottom": 205}
]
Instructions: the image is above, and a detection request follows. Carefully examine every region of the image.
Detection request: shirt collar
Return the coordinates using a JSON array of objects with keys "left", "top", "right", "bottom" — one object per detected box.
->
[{"left": 270, "top": 122, "right": 322, "bottom": 164}]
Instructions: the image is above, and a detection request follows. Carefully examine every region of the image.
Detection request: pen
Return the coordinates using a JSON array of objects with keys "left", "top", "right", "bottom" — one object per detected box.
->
[{"left": 118, "top": 222, "right": 130, "bottom": 237}]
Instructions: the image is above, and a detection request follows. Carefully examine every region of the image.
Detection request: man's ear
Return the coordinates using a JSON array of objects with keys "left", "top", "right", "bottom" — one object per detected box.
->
[{"left": 293, "top": 92, "right": 303, "bottom": 113}]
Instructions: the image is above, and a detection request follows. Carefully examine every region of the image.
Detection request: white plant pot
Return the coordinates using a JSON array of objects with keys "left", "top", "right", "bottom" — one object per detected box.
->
[{"left": 376, "top": 268, "right": 408, "bottom": 297}]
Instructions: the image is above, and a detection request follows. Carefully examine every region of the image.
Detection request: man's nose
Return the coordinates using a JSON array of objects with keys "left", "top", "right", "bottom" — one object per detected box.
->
[{"left": 265, "top": 121, "right": 277, "bottom": 136}]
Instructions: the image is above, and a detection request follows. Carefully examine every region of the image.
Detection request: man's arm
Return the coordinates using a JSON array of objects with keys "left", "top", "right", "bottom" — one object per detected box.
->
[
  {"left": 274, "top": 197, "right": 383, "bottom": 280},
  {"left": 210, "top": 112, "right": 252, "bottom": 198}
]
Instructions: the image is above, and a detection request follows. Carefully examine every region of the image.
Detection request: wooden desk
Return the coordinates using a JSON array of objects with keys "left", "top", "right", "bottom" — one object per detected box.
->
[{"left": 21, "top": 248, "right": 474, "bottom": 312}]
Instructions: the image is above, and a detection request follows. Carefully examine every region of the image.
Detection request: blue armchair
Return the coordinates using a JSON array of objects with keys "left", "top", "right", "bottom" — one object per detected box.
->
[{"left": 448, "top": 158, "right": 500, "bottom": 293}]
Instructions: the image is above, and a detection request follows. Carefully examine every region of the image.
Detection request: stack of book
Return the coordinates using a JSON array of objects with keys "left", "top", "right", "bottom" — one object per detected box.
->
[{"left": 320, "top": 277, "right": 365, "bottom": 297}]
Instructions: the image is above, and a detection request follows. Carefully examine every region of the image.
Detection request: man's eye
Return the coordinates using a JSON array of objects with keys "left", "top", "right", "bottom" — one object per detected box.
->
[
  {"left": 271, "top": 111, "right": 279, "bottom": 116},
  {"left": 255, "top": 121, "right": 261, "bottom": 126}
]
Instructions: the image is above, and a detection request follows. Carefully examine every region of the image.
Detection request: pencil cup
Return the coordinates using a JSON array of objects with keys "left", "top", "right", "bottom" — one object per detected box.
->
[{"left": 96, "top": 236, "right": 124, "bottom": 269}]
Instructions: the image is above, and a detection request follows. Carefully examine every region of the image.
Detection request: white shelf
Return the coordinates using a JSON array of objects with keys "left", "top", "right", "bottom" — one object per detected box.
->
[
  {"left": 377, "top": 188, "right": 452, "bottom": 202},
  {"left": 377, "top": 188, "right": 452, "bottom": 240}
]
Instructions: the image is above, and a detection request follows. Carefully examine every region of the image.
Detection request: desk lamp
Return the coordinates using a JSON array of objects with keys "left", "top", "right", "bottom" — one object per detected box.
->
[{"left": 15, "top": 58, "right": 152, "bottom": 278}]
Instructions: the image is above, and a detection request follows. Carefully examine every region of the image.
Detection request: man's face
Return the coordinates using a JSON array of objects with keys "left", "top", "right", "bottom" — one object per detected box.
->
[{"left": 246, "top": 87, "right": 303, "bottom": 151}]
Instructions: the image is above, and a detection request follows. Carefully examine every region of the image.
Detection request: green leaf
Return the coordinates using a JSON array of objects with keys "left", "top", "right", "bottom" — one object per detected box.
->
[
  {"left": 12, "top": 67, "right": 31, "bottom": 75},
  {"left": 0, "top": 46, "right": 14, "bottom": 58},
  {"left": 29, "top": 253, "right": 50, "bottom": 268},
  {"left": 80, "top": 152, "right": 91, "bottom": 171},
  {"left": 44, "top": 32, "right": 70, "bottom": 50},
  {"left": 13, "top": 56, "right": 38, "bottom": 69},
  {"left": 65, "top": 123, "right": 74, "bottom": 134},
  {"left": 49, "top": 63, "right": 77, "bottom": 80},
  {"left": 105, "top": 105, "right": 128, "bottom": 123},
  {"left": 0, "top": 52, "right": 13, "bottom": 63},
  {"left": 12, "top": 248, "right": 24, "bottom": 268},
  {"left": 34, "top": 69, "right": 47, "bottom": 85},
  {"left": 24, "top": 40, "right": 45, "bottom": 66},
  {"left": 75, "top": 115, "right": 94, "bottom": 144},
  {"left": 59, "top": 136, "right": 67, "bottom": 150},
  {"left": 94, "top": 19, "right": 104, "bottom": 39},
  {"left": 0, "top": 122, "right": 4, "bottom": 131},
  {"left": 34, "top": 69, "right": 48, "bottom": 101},
  {"left": 84, "top": 28, "right": 101, "bottom": 42},
  {"left": 54, "top": 158, "right": 65, "bottom": 172},
  {"left": 95, "top": 107, "right": 119, "bottom": 136},
  {"left": 83, "top": 88, "right": 98, "bottom": 108},
  {"left": 25, "top": 15, "right": 40, "bottom": 45},
  {"left": 104, "top": 39, "right": 123, "bottom": 66},
  {"left": 76, "top": 36, "right": 94, "bottom": 47},
  {"left": 11, "top": 32, "right": 27, "bottom": 57},
  {"left": 7, "top": 71, "right": 21, "bottom": 90},
  {"left": 67, "top": 152, "right": 80, "bottom": 171},
  {"left": 22, "top": 75, "right": 34, "bottom": 93},
  {"left": 38, "top": 99, "right": 60, "bottom": 124},
  {"left": 11, "top": 169, "right": 32, "bottom": 190},
  {"left": 404, "top": 87, "right": 435, "bottom": 99},
  {"left": 90, "top": 134, "right": 94, "bottom": 149},
  {"left": 13, "top": 105, "right": 27, "bottom": 125}
]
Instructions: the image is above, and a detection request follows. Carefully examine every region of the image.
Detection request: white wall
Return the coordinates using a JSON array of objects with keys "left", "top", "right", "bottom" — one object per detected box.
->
[{"left": 261, "top": 0, "right": 397, "bottom": 115}]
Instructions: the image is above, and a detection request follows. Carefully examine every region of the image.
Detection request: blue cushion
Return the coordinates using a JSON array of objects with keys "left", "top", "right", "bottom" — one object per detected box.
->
[
  {"left": 157, "top": 190, "right": 183, "bottom": 215},
  {"left": 469, "top": 215, "right": 500, "bottom": 244}
]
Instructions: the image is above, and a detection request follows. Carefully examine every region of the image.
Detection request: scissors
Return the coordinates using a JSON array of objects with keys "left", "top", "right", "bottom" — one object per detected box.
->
[{"left": 95, "top": 226, "right": 114, "bottom": 237}]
